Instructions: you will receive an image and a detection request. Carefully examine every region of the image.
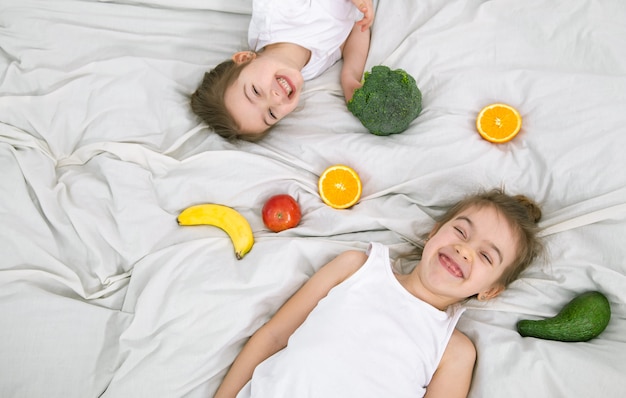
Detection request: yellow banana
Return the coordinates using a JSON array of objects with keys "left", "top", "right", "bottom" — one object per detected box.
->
[{"left": 177, "top": 204, "right": 254, "bottom": 260}]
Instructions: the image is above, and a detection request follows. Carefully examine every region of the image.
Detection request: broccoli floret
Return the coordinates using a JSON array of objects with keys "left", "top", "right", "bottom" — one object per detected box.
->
[{"left": 347, "top": 65, "right": 422, "bottom": 136}]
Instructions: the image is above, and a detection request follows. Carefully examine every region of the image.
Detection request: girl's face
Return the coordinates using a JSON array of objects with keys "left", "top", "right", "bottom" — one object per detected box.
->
[
  {"left": 224, "top": 52, "right": 304, "bottom": 135},
  {"left": 417, "top": 205, "right": 519, "bottom": 305}
]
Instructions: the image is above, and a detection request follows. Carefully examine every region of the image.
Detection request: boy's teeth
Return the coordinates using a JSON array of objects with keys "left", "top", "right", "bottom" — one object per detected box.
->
[{"left": 277, "top": 77, "right": 292, "bottom": 95}]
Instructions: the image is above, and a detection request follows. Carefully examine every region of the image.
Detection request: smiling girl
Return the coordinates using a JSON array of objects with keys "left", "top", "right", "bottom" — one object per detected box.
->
[
  {"left": 191, "top": 0, "right": 374, "bottom": 141},
  {"left": 213, "top": 188, "right": 544, "bottom": 398}
]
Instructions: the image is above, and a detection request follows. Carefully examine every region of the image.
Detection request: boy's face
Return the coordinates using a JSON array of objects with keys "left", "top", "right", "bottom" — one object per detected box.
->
[
  {"left": 418, "top": 205, "right": 519, "bottom": 304},
  {"left": 224, "top": 52, "right": 304, "bottom": 136}
]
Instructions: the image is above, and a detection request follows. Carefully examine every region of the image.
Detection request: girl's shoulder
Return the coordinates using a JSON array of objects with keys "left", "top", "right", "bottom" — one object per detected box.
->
[
  {"left": 443, "top": 329, "right": 476, "bottom": 369},
  {"left": 427, "top": 329, "right": 476, "bottom": 396},
  {"left": 332, "top": 249, "right": 369, "bottom": 276}
]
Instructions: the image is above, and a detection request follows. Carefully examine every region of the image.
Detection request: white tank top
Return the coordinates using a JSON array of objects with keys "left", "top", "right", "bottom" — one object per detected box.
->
[
  {"left": 248, "top": 0, "right": 361, "bottom": 80},
  {"left": 237, "top": 242, "right": 465, "bottom": 398}
]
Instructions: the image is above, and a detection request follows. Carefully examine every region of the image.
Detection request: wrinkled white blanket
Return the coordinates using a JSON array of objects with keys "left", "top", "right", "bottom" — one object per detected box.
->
[{"left": 1, "top": 0, "right": 625, "bottom": 397}]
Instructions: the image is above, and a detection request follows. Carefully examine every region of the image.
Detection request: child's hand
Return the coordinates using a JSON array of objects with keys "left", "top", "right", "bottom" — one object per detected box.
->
[{"left": 352, "top": 0, "right": 374, "bottom": 31}]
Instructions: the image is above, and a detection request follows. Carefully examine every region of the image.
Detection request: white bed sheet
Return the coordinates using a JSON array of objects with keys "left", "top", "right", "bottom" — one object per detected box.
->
[{"left": 1, "top": 0, "right": 625, "bottom": 397}]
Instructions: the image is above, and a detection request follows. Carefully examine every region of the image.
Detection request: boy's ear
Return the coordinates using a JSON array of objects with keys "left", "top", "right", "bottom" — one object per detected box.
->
[
  {"left": 232, "top": 51, "right": 256, "bottom": 64},
  {"left": 477, "top": 285, "right": 504, "bottom": 301}
]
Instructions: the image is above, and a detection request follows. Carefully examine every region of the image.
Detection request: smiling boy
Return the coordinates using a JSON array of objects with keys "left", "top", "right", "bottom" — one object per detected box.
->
[{"left": 191, "top": 0, "right": 374, "bottom": 141}]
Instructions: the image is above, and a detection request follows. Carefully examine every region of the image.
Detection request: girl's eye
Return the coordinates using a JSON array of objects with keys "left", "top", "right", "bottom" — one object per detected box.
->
[
  {"left": 481, "top": 252, "right": 493, "bottom": 265},
  {"left": 454, "top": 227, "right": 466, "bottom": 239},
  {"left": 269, "top": 108, "right": 277, "bottom": 120},
  {"left": 252, "top": 85, "right": 259, "bottom": 95}
]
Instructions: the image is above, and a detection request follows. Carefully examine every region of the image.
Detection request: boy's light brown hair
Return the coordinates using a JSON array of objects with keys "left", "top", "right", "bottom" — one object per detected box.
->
[{"left": 191, "top": 59, "right": 270, "bottom": 142}]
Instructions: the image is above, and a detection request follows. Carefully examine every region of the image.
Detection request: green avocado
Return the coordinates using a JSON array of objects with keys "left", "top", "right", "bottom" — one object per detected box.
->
[{"left": 517, "top": 291, "right": 611, "bottom": 342}]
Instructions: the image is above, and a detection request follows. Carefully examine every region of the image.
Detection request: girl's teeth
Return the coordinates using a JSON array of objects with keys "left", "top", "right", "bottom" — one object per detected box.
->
[{"left": 277, "top": 77, "right": 292, "bottom": 95}]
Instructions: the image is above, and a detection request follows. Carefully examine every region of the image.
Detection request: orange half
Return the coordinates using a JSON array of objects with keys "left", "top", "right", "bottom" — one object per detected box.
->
[
  {"left": 318, "top": 164, "right": 362, "bottom": 209},
  {"left": 476, "top": 103, "right": 522, "bottom": 143}
]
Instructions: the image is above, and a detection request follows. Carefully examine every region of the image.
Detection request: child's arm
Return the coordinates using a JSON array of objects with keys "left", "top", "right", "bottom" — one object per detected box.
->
[
  {"left": 424, "top": 330, "right": 477, "bottom": 398},
  {"left": 341, "top": 3, "right": 374, "bottom": 102},
  {"left": 213, "top": 250, "right": 368, "bottom": 398}
]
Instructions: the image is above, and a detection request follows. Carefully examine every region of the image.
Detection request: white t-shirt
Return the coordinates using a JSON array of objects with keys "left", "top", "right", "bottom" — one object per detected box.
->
[
  {"left": 248, "top": 0, "right": 362, "bottom": 80},
  {"left": 236, "top": 242, "right": 465, "bottom": 398}
]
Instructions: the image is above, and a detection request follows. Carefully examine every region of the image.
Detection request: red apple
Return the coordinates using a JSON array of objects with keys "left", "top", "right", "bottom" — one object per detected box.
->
[{"left": 262, "top": 194, "right": 301, "bottom": 232}]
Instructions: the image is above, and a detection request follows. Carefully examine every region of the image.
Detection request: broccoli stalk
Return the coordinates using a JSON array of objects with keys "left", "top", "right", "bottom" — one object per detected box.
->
[{"left": 347, "top": 65, "right": 422, "bottom": 136}]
